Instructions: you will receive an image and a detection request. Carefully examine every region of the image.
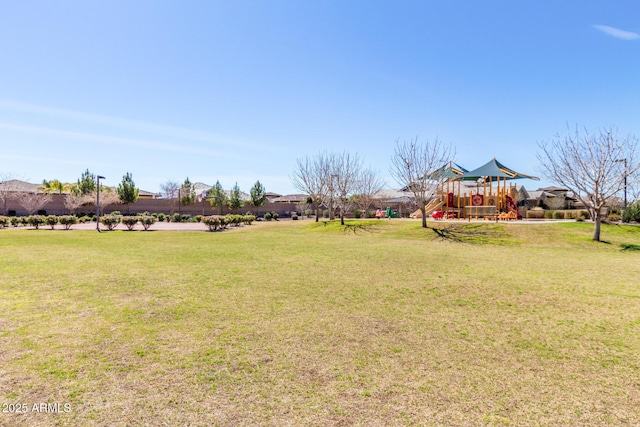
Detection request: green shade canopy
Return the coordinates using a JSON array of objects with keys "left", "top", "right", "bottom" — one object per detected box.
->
[
  {"left": 459, "top": 158, "right": 539, "bottom": 181},
  {"left": 425, "top": 162, "right": 469, "bottom": 180}
]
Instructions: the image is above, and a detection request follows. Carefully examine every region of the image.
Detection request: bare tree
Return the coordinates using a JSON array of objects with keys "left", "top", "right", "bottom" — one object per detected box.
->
[
  {"left": 331, "top": 152, "right": 363, "bottom": 225},
  {"left": 81, "top": 190, "right": 121, "bottom": 213},
  {"left": 17, "top": 193, "right": 52, "bottom": 215},
  {"left": 354, "top": 167, "right": 386, "bottom": 218},
  {"left": 63, "top": 193, "right": 87, "bottom": 214},
  {"left": 545, "top": 195, "right": 566, "bottom": 211},
  {"left": 0, "top": 173, "right": 18, "bottom": 215},
  {"left": 291, "top": 154, "right": 328, "bottom": 222},
  {"left": 161, "top": 180, "right": 180, "bottom": 214},
  {"left": 390, "top": 137, "right": 453, "bottom": 228},
  {"left": 292, "top": 151, "right": 367, "bottom": 224},
  {"left": 537, "top": 125, "right": 639, "bottom": 241}
]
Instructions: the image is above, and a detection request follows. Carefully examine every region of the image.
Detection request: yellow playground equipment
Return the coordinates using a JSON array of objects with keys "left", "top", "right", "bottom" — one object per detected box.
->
[{"left": 434, "top": 158, "right": 539, "bottom": 220}]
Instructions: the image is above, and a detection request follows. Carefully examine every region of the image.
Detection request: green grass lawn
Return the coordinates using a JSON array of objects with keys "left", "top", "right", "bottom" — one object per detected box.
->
[{"left": 1, "top": 220, "right": 640, "bottom": 426}]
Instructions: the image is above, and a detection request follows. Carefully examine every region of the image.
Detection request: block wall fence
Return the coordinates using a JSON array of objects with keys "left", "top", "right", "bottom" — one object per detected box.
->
[{"left": 2, "top": 195, "right": 302, "bottom": 217}]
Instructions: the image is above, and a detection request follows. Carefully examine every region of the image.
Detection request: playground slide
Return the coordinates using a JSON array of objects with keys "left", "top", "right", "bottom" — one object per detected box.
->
[
  {"left": 425, "top": 199, "right": 444, "bottom": 215},
  {"left": 410, "top": 199, "right": 443, "bottom": 218}
]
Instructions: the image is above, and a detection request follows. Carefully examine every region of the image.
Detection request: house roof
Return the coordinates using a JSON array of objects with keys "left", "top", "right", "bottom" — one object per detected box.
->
[
  {"left": 373, "top": 188, "right": 411, "bottom": 199},
  {"left": 271, "top": 194, "right": 307, "bottom": 203},
  {"left": 527, "top": 190, "right": 557, "bottom": 199},
  {"left": 193, "top": 182, "right": 213, "bottom": 194},
  {"left": 0, "top": 179, "right": 41, "bottom": 193},
  {"left": 138, "top": 189, "right": 161, "bottom": 198},
  {"left": 541, "top": 186, "right": 569, "bottom": 192}
]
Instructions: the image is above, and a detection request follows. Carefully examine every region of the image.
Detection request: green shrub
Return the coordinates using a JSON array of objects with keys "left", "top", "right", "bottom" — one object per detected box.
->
[
  {"left": 172, "top": 213, "right": 182, "bottom": 223},
  {"left": 45, "top": 215, "right": 59, "bottom": 229},
  {"left": 264, "top": 212, "right": 272, "bottom": 221},
  {"left": 194, "top": 215, "right": 204, "bottom": 223},
  {"left": 111, "top": 211, "right": 121, "bottom": 216},
  {"left": 58, "top": 215, "right": 78, "bottom": 230},
  {"left": 224, "top": 214, "right": 244, "bottom": 226},
  {"left": 564, "top": 211, "right": 575, "bottom": 220},
  {"left": 526, "top": 209, "right": 545, "bottom": 219},
  {"left": 27, "top": 215, "right": 44, "bottom": 229},
  {"left": 304, "top": 209, "right": 313, "bottom": 217},
  {"left": 157, "top": 213, "right": 166, "bottom": 222},
  {"left": 100, "top": 215, "right": 121, "bottom": 230},
  {"left": 553, "top": 211, "right": 565, "bottom": 220},
  {"left": 292, "top": 213, "right": 299, "bottom": 220},
  {"left": 622, "top": 201, "right": 640, "bottom": 223},
  {"left": 271, "top": 212, "right": 279, "bottom": 221},
  {"left": 322, "top": 210, "right": 329, "bottom": 218},
  {"left": 608, "top": 213, "right": 622, "bottom": 222},
  {"left": 245, "top": 211, "right": 253, "bottom": 216},
  {"left": 181, "top": 214, "right": 192, "bottom": 223},
  {"left": 544, "top": 210, "right": 554, "bottom": 219},
  {"left": 139, "top": 215, "right": 156, "bottom": 231},
  {"left": 0, "top": 216, "right": 8, "bottom": 228},
  {"left": 121, "top": 216, "right": 139, "bottom": 230},
  {"left": 19, "top": 217, "right": 29, "bottom": 226},
  {"left": 243, "top": 214, "right": 256, "bottom": 225},
  {"left": 202, "top": 215, "right": 222, "bottom": 231},
  {"left": 10, "top": 216, "right": 19, "bottom": 227},
  {"left": 353, "top": 209, "right": 362, "bottom": 219}
]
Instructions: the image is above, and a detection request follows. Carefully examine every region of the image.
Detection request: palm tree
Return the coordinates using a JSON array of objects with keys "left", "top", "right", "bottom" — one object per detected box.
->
[{"left": 42, "top": 179, "right": 71, "bottom": 195}]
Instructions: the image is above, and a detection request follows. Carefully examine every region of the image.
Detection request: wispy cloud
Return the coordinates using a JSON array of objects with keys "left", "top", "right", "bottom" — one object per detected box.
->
[
  {"left": 0, "top": 122, "right": 254, "bottom": 161},
  {"left": 593, "top": 24, "right": 640, "bottom": 41},
  {"left": 0, "top": 99, "right": 285, "bottom": 153}
]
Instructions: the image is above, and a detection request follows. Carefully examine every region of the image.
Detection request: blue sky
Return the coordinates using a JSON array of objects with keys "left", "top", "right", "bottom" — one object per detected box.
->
[{"left": 1, "top": 1, "right": 638, "bottom": 195}]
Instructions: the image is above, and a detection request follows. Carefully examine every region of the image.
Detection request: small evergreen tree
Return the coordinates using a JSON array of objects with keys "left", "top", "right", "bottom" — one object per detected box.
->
[
  {"left": 117, "top": 172, "right": 139, "bottom": 214},
  {"left": 76, "top": 169, "right": 96, "bottom": 196},
  {"left": 209, "top": 180, "right": 228, "bottom": 215},
  {"left": 228, "top": 182, "right": 244, "bottom": 212},
  {"left": 249, "top": 180, "right": 267, "bottom": 214},
  {"left": 180, "top": 178, "right": 195, "bottom": 206}
]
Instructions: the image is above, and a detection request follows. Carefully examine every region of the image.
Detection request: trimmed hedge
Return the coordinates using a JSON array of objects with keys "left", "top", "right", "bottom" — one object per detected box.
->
[
  {"left": 59, "top": 215, "right": 78, "bottom": 230},
  {"left": 100, "top": 215, "right": 121, "bottom": 230}
]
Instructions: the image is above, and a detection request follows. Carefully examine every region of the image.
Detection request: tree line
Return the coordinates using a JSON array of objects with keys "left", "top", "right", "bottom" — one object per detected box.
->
[
  {"left": 292, "top": 125, "right": 639, "bottom": 242},
  {"left": 2, "top": 125, "right": 639, "bottom": 241}
]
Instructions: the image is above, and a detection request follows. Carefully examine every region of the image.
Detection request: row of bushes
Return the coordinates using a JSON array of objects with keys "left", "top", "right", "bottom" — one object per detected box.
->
[
  {"left": 202, "top": 214, "right": 256, "bottom": 231},
  {"left": 0, "top": 213, "right": 257, "bottom": 231},
  {"left": 101, "top": 215, "right": 157, "bottom": 231},
  {"left": 0, "top": 215, "right": 82, "bottom": 230},
  {"left": 525, "top": 205, "right": 640, "bottom": 223},
  {"left": 78, "top": 210, "right": 276, "bottom": 223},
  {"left": 524, "top": 209, "right": 591, "bottom": 220}
]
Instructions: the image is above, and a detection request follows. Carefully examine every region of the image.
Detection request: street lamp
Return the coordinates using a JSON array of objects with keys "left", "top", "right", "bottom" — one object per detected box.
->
[
  {"left": 96, "top": 175, "right": 105, "bottom": 232},
  {"left": 614, "top": 159, "right": 627, "bottom": 209}
]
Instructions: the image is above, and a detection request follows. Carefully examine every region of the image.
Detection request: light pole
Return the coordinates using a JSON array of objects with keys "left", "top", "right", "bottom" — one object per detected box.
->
[
  {"left": 614, "top": 159, "right": 628, "bottom": 210},
  {"left": 96, "top": 175, "right": 105, "bottom": 232}
]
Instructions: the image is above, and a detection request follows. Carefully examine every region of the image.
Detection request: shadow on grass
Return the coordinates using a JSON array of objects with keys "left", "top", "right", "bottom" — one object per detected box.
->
[
  {"left": 342, "top": 223, "right": 378, "bottom": 234},
  {"left": 621, "top": 243, "right": 640, "bottom": 252}
]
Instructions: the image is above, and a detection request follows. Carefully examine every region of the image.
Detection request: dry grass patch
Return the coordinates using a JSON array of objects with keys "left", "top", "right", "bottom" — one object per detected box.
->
[{"left": 1, "top": 220, "right": 639, "bottom": 426}]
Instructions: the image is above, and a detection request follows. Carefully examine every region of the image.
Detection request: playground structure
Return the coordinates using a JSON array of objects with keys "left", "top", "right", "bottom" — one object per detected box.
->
[{"left": 426, "top": 158, "right": 539, "bottom": 220}]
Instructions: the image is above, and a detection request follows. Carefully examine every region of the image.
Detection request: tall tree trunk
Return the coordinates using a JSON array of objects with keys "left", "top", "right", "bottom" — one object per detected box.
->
[
  {"left": 421, "top": 206, "right": 427, "bottom": 228},
  {"left": 592, "top": 209, "right": 601, "bottom": 242}
]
